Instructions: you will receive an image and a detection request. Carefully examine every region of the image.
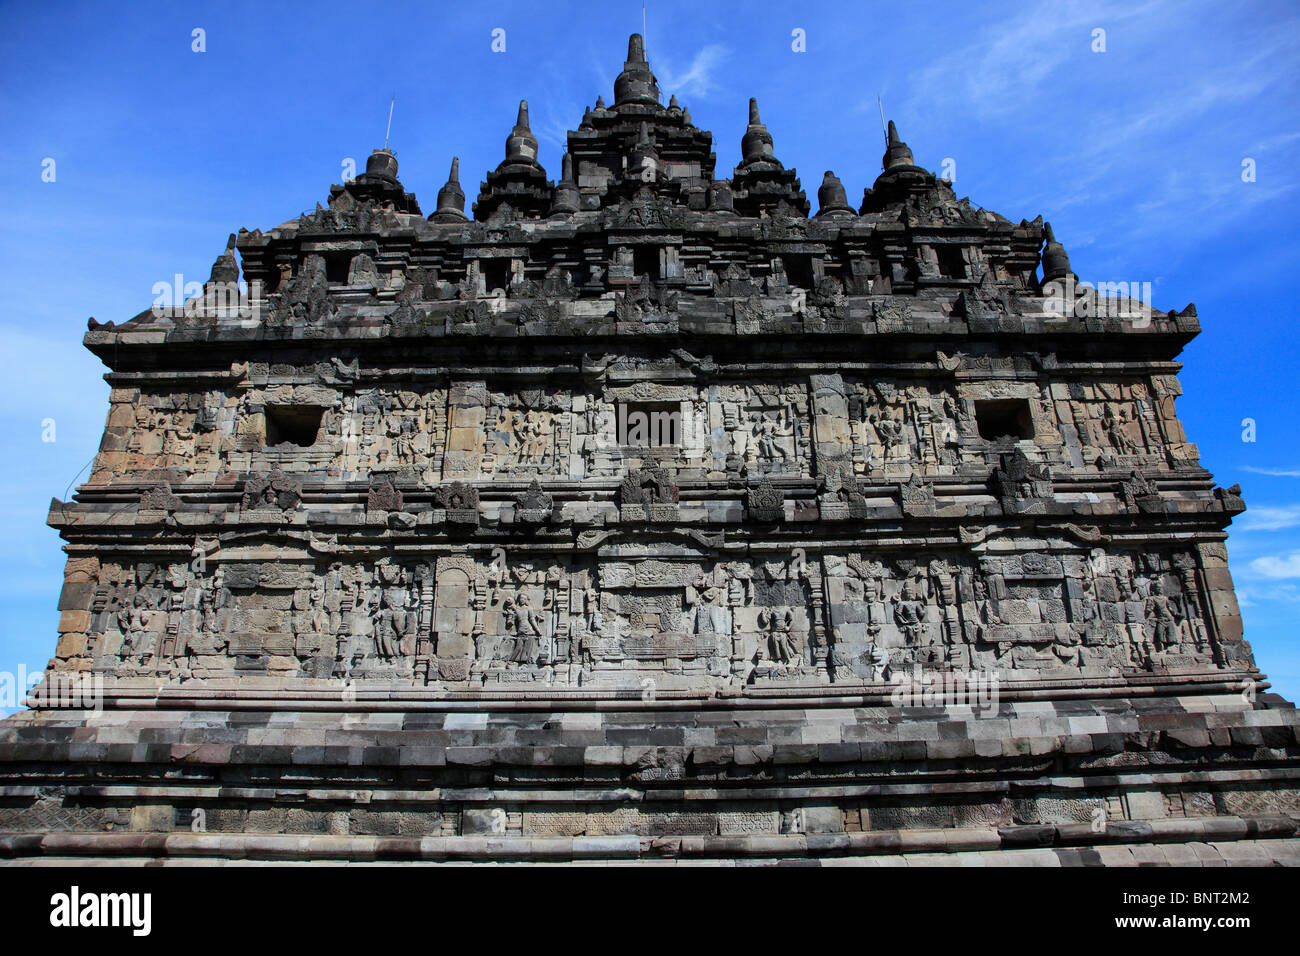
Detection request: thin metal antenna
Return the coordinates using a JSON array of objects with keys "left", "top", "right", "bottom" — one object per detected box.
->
[
  {"left": 384, "top": 95, "right": 395, "bottom": 150},
  {"left": 877, "top": 95, "right": 888, "bottom": 146}
]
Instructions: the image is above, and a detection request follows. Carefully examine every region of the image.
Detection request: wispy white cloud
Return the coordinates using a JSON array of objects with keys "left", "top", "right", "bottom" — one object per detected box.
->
[
  {"left": 899, "top": 0, "right": 1300, "bottom": 248},
  {"left": 1238, "top": 505, "right": 1300, "bottom": 532},
  {"left": 655, "top": 44, "right": 730, "bottom": 101},
  {"left": 902, "top": 0, "right": 1160, "bottom": 121},
  {"left": 1242, "top": 466, "right": 1300, "bottom": 478},
  {"left": 1077, "top": 32, "right": 1299, "bottom": 161},
  {"left": 1251, "top": 131, "right": 1300, "bottom": 154},
  {"left": 535, "top": 101, "right": 577, "bottom": 151},
  {"left": 1236, "top": 582, "right": 1300, "bottom": 607},
  {"left": 532, "top": 55, "right": 604, "bottom": 152},
  {"left": 527, "top": 42, "right": 733, "bottom": 150},
  {"left": 1248, "top": 550, "right": 1300, "bottom": 579}
]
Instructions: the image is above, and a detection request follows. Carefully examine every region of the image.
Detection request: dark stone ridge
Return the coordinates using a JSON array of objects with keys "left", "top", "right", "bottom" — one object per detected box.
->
[
  {"left": 432, "top": 157, "right": 467, "bottom": 224},
  {"left": 816, "top": 171, "right": 855, "bottom": 218},
  {"left": 3, "top": 34, "right": 1295, "bottom": 865},
  {"left": 1041, "top": 222, "right": 1073, "bottom": 282}
]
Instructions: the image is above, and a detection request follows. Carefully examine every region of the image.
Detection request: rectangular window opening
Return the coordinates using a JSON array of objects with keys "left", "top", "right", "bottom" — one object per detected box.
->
[
  {"left": 481, "top": 259, "right": 510, "bottom": 293},
  {"left": 781, "top": 254, "right": 815, "bottom": 289},
  {"left": 323, "top": 254, "right": 350, "bottom": 284},
  {"left": 936, "top": 245, "right": 966, "bottom": 279},
  {"left": 633, "top": 246, "right": 659, "bottom": 280},
  {"left": 975, "top": 399, "right": 1033, "bottom": 441},
  {"left": 618, "top": 402, "right": 681, "bottom": 448},
  {"left": 265, "top": 406, "right": 324, "bottom": 447}
]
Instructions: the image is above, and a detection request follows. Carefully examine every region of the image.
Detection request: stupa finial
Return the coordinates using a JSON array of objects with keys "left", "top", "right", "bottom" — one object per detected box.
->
[
  {"left": 614, "top": 33, "right": 661, "bottom": 107},
  {"left": 740, "top": 97, "right": 776, "bottom": 166},
  {"left": 1041, "top": 221, "right": 1073, "bottom": 281},
  {"left": 433, "top": 156, "right": 468, "bottom": 222},
  {"left": 816, "top": 170, "right": 855, "bottom": 217},
  {"left": 551, "top": 153, "right": 581, "bottom": 215},
  {"left": 881, "top": 119, "right": 915, "bottom": 170},
  {"left": 504, "top": 100, "right": 539, "bottom": 165}
]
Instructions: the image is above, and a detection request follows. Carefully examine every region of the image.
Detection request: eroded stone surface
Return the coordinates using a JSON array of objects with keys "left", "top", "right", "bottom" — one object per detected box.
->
[{"left": 4, "top": 34, "right": 1292, "bottom": 863}]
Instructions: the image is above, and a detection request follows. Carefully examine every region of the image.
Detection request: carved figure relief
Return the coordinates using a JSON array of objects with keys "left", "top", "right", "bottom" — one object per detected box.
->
[{"left": 847, "top": 379, "right": 963, "bottom": 478}]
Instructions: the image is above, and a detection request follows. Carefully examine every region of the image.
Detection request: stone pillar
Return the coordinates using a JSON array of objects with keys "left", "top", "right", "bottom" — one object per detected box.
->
[
  {"left": 415, "top": 563, "right": 434, "bottom": 683},
  {"left": 809, "top": 374, "right": 851, "bottom": 477},
  {"left": 54, "top": 556, "right": 100, "bottom": 671},
  {"left": 1196, "top": 542, "right": 1249, "bottom": 666},
  {"left": 432, "top": 555, "right": 476, "bottom": 682},
  {"left": 443, "top": 381, "right": 488, "bottom": 479},
  {"left": 806, "top": 562, "right": 829, "bottom": 672}
]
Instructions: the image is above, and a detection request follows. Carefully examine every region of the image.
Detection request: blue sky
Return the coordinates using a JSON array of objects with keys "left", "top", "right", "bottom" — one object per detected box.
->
[{"left": 1, "top": 0, "right": 1297, "bottom": 703}]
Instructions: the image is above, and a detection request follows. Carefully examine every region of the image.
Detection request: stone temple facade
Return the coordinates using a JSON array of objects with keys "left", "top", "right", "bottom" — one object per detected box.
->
[{"left": 2, "top": 35, "right": 1297, "bottom": 865}]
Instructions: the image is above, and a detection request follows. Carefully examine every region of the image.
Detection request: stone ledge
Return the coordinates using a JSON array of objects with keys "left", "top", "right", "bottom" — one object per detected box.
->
[
  {"left": 1, "top": 816, "right": 1293, "bottom": 863},
  {"left": 8, "top": 840, "right": 1295, "bottom": 866},
  {"left": 17, "top": 668, "right": 1275, "bottom": 714}
]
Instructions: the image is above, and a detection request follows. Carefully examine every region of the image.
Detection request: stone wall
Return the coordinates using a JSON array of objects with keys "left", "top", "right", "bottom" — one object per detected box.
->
[{"left": 4, "top": 32, "right": 1289, "bottom": 866}]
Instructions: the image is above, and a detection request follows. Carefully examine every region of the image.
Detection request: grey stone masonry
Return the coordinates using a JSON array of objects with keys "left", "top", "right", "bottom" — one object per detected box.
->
[
  {"left": 2, "top": 34, "right": 1290, "bottom": 864},
  {"left": 0, "top": 690, "right": 1297, "bottom": 863}
]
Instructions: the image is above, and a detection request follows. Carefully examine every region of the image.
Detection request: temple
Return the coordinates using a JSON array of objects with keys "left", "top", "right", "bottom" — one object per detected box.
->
[{"left": 1, "top": 34, "right": 1296, "bottom": 865}]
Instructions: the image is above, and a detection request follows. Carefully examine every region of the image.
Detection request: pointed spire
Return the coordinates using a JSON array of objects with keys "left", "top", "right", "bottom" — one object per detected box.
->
[
  {"left": 740, "top": 97, "right": 776, "bottom": 166},
  {"left": 504, "top": 99, "right": 539, "bottom": 166},
  {"left": 630, "top": 121, "right": 658, "bottom": 182},
  {"left": 434, "top": 156, "right": 467, "bottom": 222},
  {"left": 580, "top": 106, "right": 594, "bottom": 130},
  {"left": 614, "top": 32, "right": 661, "bottom": 107},
  {"left": 595, "top": 95, "right": 606, "bottom": 111},
  {"left": 552, "top": 152, "right": 580, "bottom": 215},
  {"left": 1040, "top": 221, "right": 1072, "bottom": 282},
  {"left": 667, "top": 94, "right": 681, "bottom": 114},
  {"left": 207, "top": 233, "right": 240, "bottom": 286},
  {"left": 816, "top": 170, "right": 855, "bottom": 217},
  {"left": 881, "top": 119, "right": 915, "bottom": 171}
]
